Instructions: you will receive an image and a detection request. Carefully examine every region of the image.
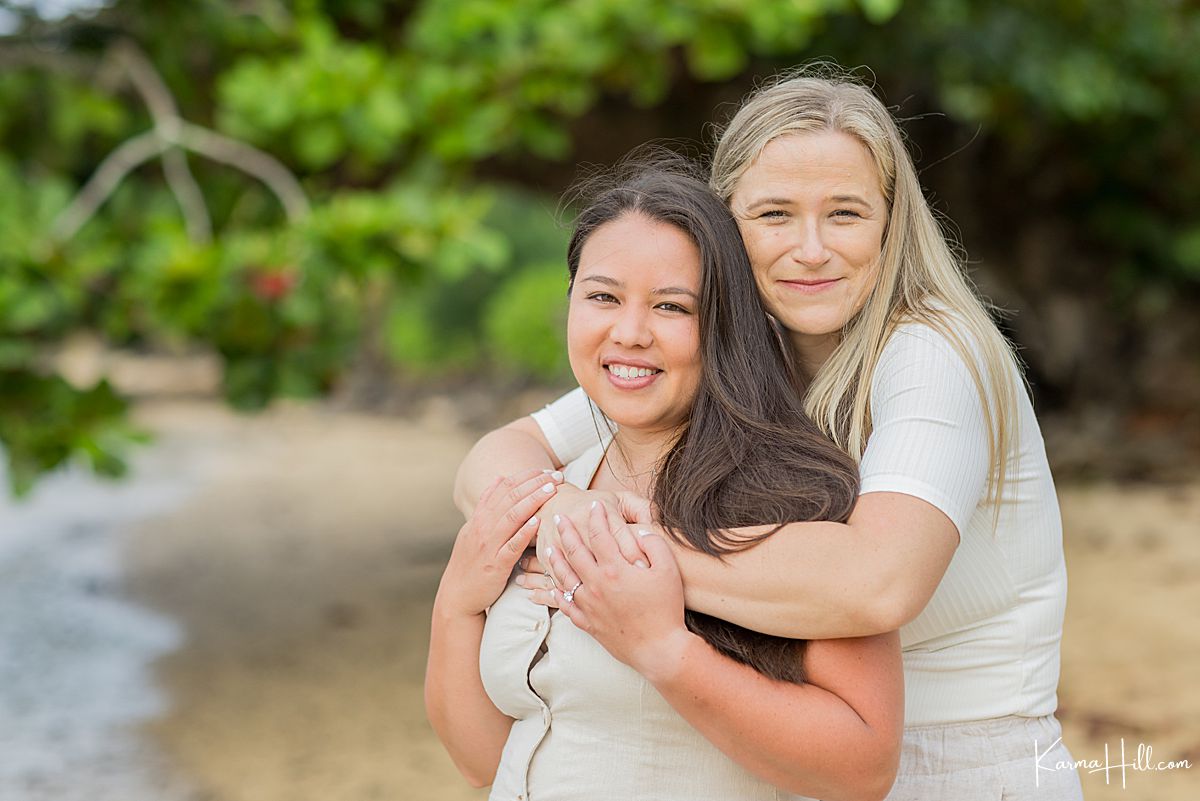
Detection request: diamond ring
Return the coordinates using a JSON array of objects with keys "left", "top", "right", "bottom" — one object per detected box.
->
[{"left": 562, "top": 581, "right": 583, "bottom": 604}]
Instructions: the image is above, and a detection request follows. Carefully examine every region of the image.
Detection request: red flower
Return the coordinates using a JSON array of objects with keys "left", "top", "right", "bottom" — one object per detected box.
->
[{"left": 249, "top": 267, "right": 297, "bottom": 301}]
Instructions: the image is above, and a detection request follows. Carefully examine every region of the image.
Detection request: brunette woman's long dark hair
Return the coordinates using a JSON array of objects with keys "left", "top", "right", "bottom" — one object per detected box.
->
[{"left": 566, "top": 154, "right": 860, "bottom": 683}]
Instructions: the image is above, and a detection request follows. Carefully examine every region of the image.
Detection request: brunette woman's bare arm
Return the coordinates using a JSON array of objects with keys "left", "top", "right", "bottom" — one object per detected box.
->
[
  {"left": 646, "top": 629, "right": 903, "bottom": 801},
  {"left": 426, "top": 471, "right": 558, "bottom": 786}
]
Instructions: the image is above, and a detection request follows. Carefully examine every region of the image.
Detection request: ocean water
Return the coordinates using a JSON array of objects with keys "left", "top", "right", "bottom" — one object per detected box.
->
[{"left": 0, "top": 448, "right": 203, "bottom": 801}]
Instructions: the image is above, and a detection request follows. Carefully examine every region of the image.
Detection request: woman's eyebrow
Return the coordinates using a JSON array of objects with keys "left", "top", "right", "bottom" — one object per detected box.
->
[
  {"left": 830, "top": 194, "right": 874, "bottom": 208},
  {"left": 580, "top": 274, "right": 621, "bottom": 287},
  {"left": 580, "top": 274, "right": 696, "bottom": 298},
  {"left": 743, "top": 196, "right": 793, "bottom": 211},
  {"left": 652, "top": 286, "right": 698, "bottom": 299}
]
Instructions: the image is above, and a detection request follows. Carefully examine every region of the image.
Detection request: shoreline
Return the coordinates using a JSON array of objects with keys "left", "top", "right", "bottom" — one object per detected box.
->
[{"left": 1, "top": 397, "right": 1196, "bottom": 800}]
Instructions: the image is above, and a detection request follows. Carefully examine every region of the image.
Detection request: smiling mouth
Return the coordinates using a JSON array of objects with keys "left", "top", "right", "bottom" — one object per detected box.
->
[
  {"left": 779, "top": 277, "right": 841, "bottom": 293},
  {"left": 605, "top": 364, "right": 662, "bottom": 380}
]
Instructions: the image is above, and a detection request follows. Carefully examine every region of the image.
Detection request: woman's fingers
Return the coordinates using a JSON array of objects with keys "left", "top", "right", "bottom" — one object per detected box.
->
[
  {"left": 484, "top": 468, "right": 560, "bottom": 517},
  {"left": 636, "top": 529, "right": 678, "bottom": 573},
  {"left": 556, "top": 514, "right": 598, "bottom": 574},
  {"left": 492, "top": 475, "right": 558, "bottom": 543},
  {"left": 498, "top": 514, "right": 541, "bottom": 563},
  {"left": 526, "top": 585, "right": 561, "bottom": 608},
  {"left": 515, "top": 568, "right": 556, "bottom": 589},
  {"left": 609, "top": 521, "right": 651, "bottom": 568},
  {"left": 584, "top": 503, "right": 625, "bottom": 564},
  {"left": 546, "top": 546, "right": 585, "bottom": 607},
  {"left": 600, "top": 503, "right": 628, "bottom": 534},
  {"left": 615, "top": 490, "right": 654, "bottom": 525},
  {"left": 555, "top": 594, "right": 590, "bottom": 631}
]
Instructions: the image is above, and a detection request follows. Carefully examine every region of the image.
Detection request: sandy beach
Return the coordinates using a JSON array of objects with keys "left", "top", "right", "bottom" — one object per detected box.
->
[{"left": 2, "top": 396, "right": 1197, "bottom": 800}]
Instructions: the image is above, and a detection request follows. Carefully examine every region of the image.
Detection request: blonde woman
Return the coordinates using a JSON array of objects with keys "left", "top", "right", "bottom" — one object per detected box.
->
[{"left": 454, "top": 70, "right": 1083, "bottom": 799}]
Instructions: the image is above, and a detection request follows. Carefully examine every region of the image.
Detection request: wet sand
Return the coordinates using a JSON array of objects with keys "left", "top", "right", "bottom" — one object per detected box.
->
[
  {"left": 5, "top": 397, "right": 1198, "bottom": 799},
  {"left": 123, "top": 399, "right": 486, "bottom": 801}
]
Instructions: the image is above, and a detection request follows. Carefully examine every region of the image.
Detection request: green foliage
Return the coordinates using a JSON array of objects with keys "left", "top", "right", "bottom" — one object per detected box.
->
[
  {"left": 385, "top": 187, "right": 570, "bottom": 379},
  {"left": 0, "top": 371, "right": 143, "bottom": 497},
  {"left": 1, "top": 0, "right": 1197, "bottom": 494},
  {"left": 483, "top": 263, "right": 571, "bottom": 381}
]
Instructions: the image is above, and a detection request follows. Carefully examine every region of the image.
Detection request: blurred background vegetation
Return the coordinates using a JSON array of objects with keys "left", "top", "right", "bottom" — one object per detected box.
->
[{"left": 1, "top": 0, "right": 1198, "bottom": 495}]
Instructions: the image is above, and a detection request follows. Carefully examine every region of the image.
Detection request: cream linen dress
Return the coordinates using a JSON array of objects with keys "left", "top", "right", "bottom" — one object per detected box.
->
[{"left": 479, "top": 443, "right": 813, "bottom": 801}]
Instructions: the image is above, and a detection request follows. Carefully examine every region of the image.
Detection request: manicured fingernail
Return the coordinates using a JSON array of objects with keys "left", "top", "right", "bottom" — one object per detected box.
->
[
  {"left": 542, "top": 482, "right": 554, "bottom": 493},
  {"left": 638, "top": 529, "right": 651, "bottom": 537},
  {"left": 553, "top": 514, "right": 562, "bottom": 525},
  {"left": 526, "top": 515, "right": 538, "bottom": 527},
  {"left": 545, "top": 470, "right": 564, "bottom": 481},
  {"left": 635, "top": 560, "right": 648, "bottom": 569},
  {"left": 546, "top": 546, "right": 555, "bottom": 557},
  {"left": 590, "top": 501, "right": 598, "bottom": 509},
  {"left": 515, "top": 575, "right": 526, "bottom": 586}
]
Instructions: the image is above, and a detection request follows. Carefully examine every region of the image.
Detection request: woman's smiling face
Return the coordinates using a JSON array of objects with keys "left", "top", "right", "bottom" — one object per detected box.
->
[
  {"left": 567, "top": 213, "right": 702, "bottom": 436},
  {"left": 730, "top": 130, "right": 888, "bottom": 357}
]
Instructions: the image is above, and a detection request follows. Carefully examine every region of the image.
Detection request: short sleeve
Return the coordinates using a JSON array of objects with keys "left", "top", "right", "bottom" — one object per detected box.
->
[
  {"left": 530, "top": 386, "right": 612, "bottom": 465},
  {"left": 858, "top": 324, "right": 991, "bottom": 536}
]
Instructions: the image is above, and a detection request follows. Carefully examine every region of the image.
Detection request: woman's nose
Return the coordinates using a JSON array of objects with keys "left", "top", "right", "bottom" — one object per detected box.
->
[
  {"left": 609, "top": 306, "right": 653, "bottom": 348},
  {"left": 789, "top": 220, "right": 831, "bottom": 267}
]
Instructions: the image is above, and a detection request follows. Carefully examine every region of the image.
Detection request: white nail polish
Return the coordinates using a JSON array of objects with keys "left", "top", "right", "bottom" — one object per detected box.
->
[
  {"left": 553, "top": 514, "right": 562, "bottom": 525},
  {"left": 551, "top": 470, "right": 564, "bottom": 481},
  {"left": 527, "top": 516, "right": 538, "bottom": 527},
  {"left": 638, "top": 529, "right": 651, "bottom": 537},
  {"left": 590, "top": 501, "right": 598, "bottom": 509},
  {"left": 635, "top": 560, "right": 648, "bottom": 569},
  {"left": 546, "top": 546, "right": 555, "bottom": 557},
  {"left": 542, "top": 482, "right": 554, "bottom": 493}
]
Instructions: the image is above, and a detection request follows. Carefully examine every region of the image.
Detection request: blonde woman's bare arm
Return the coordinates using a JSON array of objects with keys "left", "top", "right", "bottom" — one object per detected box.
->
[
  {"left": 453, "top": 417, "right": 560, "bottom": 517},
  {"left": 673, "top": 491, "right": 958, "bottom": 638}
]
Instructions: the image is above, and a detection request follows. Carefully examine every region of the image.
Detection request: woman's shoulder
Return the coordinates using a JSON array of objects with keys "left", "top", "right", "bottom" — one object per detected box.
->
[
  {"left": 869, "top": 306, "right": 1027, "bottom": 425},
  {"left": 885, "top": 304, "right": 984, "bottom": 349},
  {"left": 875, "top": 310, "right": 988, "bottom": 383}
]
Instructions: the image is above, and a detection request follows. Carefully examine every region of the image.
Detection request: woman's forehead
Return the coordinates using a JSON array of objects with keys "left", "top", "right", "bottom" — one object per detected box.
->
[{"left": 577, "top": 215, "right": 701, "bottom": 288}]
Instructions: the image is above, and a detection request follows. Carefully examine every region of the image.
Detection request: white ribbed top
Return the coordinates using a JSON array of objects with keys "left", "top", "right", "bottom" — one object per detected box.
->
[{"left": 531, "top": 320, "right": 1067, "bottom": 727}]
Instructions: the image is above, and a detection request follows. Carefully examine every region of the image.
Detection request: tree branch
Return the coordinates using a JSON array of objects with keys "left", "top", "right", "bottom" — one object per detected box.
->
[
  {"left": 48, "top": 38, "right": 310, "bottom": 245},
  {"left": 0, "top": 45, "right": 95, "bottom": 77},
  {"left": 162, "top": 147, "right": 213, "bottom": 244},
  {"left": 51, "top": 130, "right": 166, "bottom": 242},
  {"left": 176, "top": 121, "right": 310, "bottom": 221},
  {"left": 112, "top": 39, "right": 180, "bottom": 132}
]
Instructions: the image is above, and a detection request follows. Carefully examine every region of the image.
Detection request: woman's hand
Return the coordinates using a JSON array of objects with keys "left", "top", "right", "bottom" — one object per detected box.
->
[
  {"left": 518, "top": 487, "right": 654, "bottom": 603},
  {"left": 434, "top": 468, "right": 561, "bottom": 618},
  {"left": 543, "top": 503, "right": 691, "bottom": 680}
]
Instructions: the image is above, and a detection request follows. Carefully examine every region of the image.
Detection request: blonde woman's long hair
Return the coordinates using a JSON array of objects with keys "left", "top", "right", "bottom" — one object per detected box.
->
[{"left": 710, "top": 67, "right": 1024, "bottom": 505}]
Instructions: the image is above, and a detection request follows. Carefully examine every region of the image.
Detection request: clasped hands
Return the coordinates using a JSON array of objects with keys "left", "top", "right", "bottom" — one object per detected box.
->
[{"left": 513, "top": 483, "right": 693, "bottom": 679}]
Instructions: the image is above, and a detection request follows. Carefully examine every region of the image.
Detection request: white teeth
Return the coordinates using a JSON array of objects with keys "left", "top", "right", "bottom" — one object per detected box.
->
[{"left": 607, "top": 364, "right": 657, "bottom": 379}]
